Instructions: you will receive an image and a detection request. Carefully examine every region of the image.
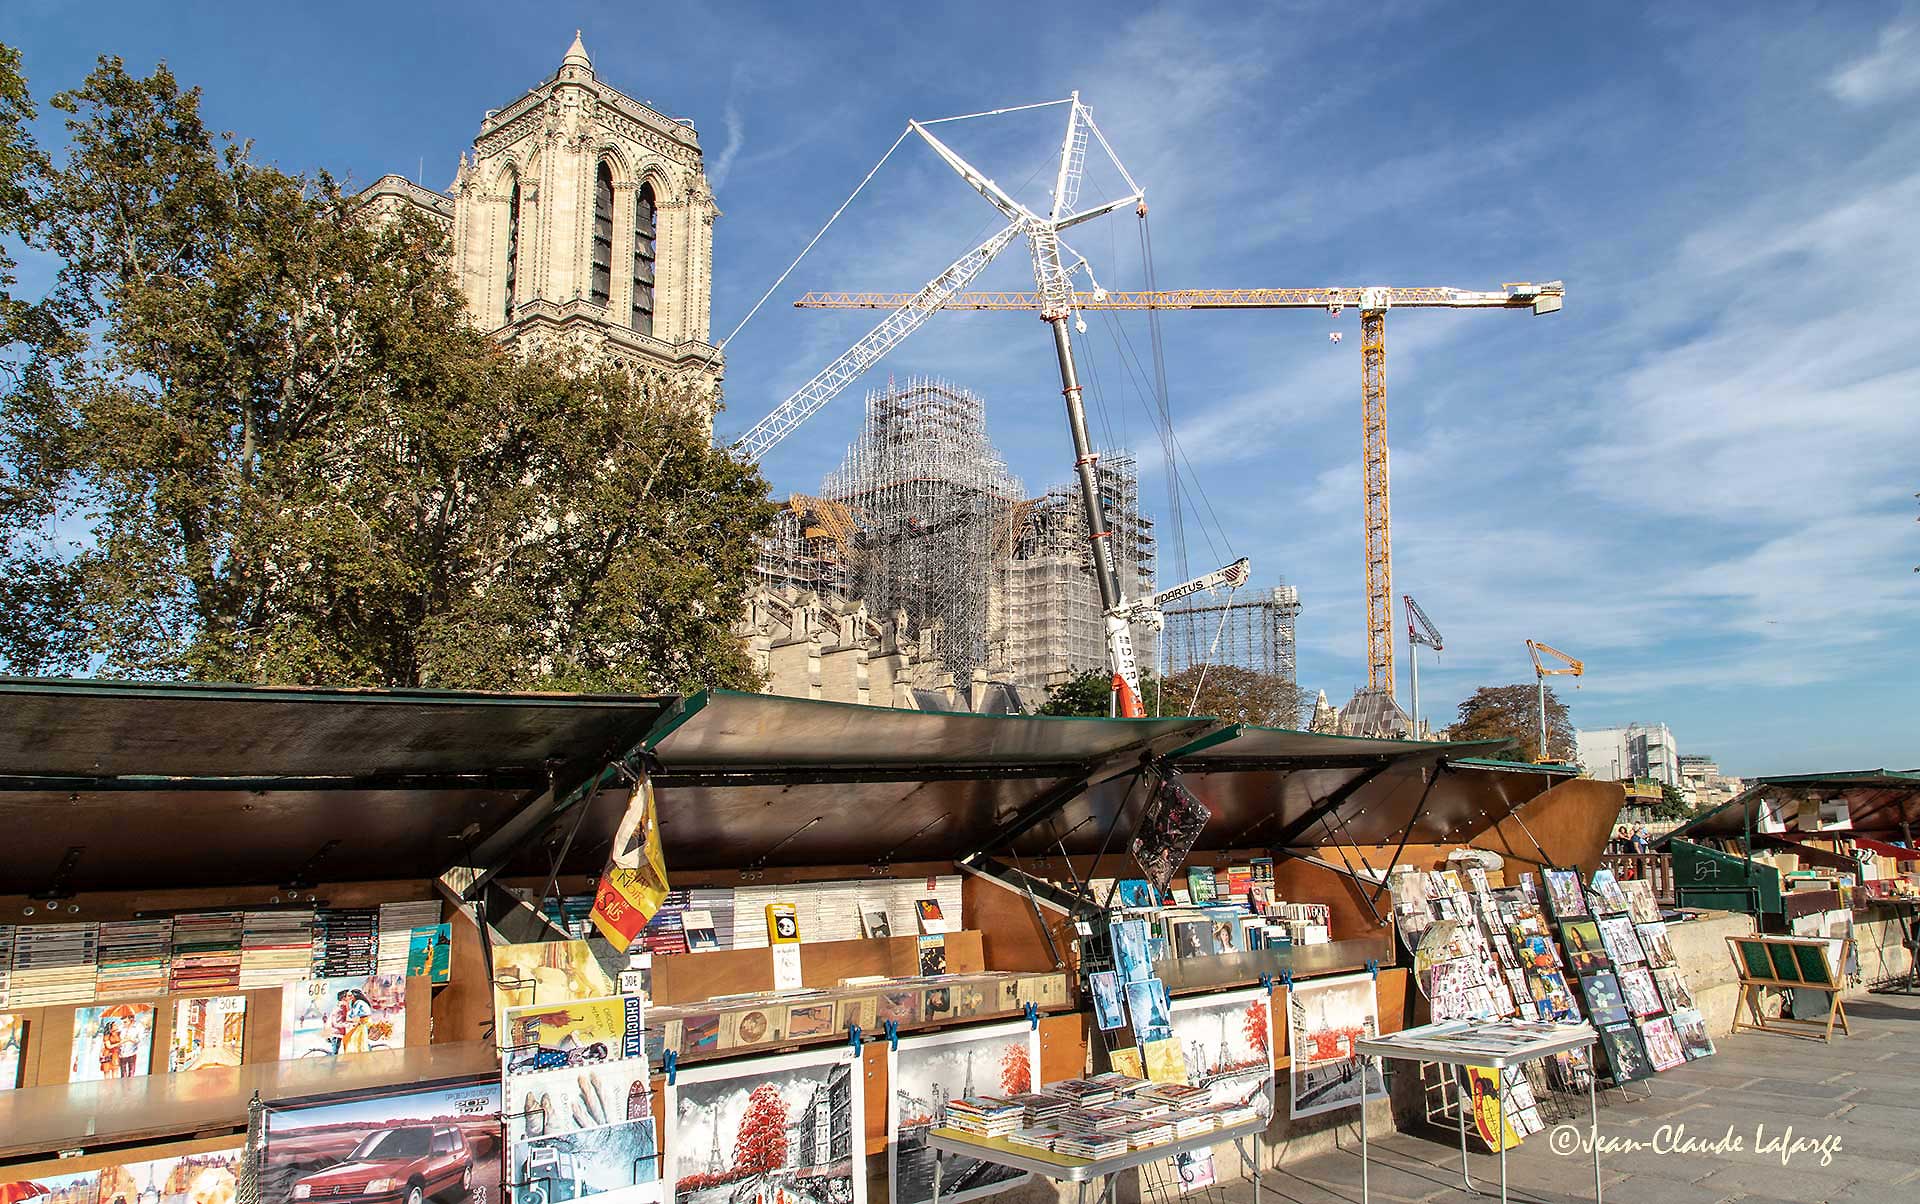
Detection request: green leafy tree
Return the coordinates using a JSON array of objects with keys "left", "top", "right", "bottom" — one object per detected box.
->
[
  {"left": 1161, "top": 664, "right": 1301, "bottom": 728},
  {"left": 1037, "top": 669, "right": 1165, "bottom": 717},
  {"left": 1650, "top": 782, "right": 1693, "bottom": 821},
  {"left": 0, "top": 51, "right": 772, "bottom": 691},
  {"left": 1447, "top": 683, "right": 1575, "bottom": 762}
]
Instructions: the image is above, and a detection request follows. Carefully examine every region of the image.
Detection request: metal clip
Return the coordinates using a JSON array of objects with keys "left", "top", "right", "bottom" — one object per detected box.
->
[
  {"left": 884, "top": 1020, "right": 900, "bottom": 1051},
  {"left": 1024, "top": 1001, "right": 1040, "bottom": 1029},
  {"left": 849, "top": 1024, "right": 864, "bottom": 1056},
  {"left": 1280, "top": 969, "right": 1294, "bottom": 990},
  {"left": 1259, "top": 972, "right": 1273, "bottom": 990},
  {"left": 663, "top": 1050, "right": 678, "bottom": 1086}
]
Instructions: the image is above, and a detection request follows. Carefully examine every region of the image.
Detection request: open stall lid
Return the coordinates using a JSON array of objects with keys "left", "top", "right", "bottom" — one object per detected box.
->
[
  {"left": 1663, "top": 769, "right": 1920, "bottom": 844},
  {"left": 0, "top": 677, "right": 673, "bottom": 893}
]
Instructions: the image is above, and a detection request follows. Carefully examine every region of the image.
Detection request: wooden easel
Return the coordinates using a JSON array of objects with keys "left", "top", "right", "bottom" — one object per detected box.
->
[{"left": 1726, "top": 934, "right": 1853, "bottom": 1042}]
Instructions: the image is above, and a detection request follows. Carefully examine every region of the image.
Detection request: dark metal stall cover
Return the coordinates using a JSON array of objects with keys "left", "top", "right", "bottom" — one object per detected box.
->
[
  {"left": 1662, "top": 770, "right": 1920, "bottom": 844},
  {"left": 0, "top": 677, "right": 672, "bottom": 892}
]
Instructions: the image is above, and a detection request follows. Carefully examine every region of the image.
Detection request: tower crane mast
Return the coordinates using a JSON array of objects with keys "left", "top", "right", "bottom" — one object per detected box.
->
[{"left": 1526, "top": 639, "right": 1584, "bottom": 763}]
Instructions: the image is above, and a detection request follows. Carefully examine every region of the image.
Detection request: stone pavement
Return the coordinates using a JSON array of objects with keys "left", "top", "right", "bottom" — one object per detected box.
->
[{"left": 1230, "top": 990, "right": 1920, "bottom": 1204}]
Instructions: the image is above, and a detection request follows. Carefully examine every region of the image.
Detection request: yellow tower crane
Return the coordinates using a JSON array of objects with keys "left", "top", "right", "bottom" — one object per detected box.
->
[{"left": 793, "top": 282, "right": 1564, "bottom": 704}]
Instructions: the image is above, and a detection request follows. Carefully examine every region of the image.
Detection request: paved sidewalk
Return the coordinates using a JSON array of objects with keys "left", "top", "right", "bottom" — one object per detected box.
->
[{"left": 1235, "top": 991, "right": 1920, "bottom": 1204}]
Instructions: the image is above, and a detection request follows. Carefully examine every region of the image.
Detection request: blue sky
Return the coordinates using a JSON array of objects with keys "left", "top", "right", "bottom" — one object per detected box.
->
[{"left": 10, "top": 3, "right": 1918, "bottom": 775}]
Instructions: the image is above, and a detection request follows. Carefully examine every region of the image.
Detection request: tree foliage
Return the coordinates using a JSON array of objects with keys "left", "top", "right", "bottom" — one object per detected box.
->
[
  {"left": 732, "top": 1083, "right": 789, "bottom": 1174},
  {"left": 0, "top": 50, "right": 773, "bottom": 691},
  {"left": 1448, "top": 683, "right": 1575, "bottom": 763},
  {"left": 1651, "top": 782, "right": 1693, "bottom": 821},
  {"left": 1161, "top": 664, "right": 1301, "bottom": 728}
]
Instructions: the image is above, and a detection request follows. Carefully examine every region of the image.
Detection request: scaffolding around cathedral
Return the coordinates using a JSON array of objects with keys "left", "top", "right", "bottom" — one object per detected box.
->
[
  {"left": 820, "top": 377, "right": 1024, "bottom": 685},
  {"left": 1160, "top": 583, "right": 1301, "bottom": 725}
]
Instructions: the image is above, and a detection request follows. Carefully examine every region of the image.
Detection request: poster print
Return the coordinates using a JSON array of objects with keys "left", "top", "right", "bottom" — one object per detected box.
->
[
  {"left": 170, "top": 994, "right": 248, "bottom": 1072},
  {"left": 492, "top": 940, "right": 616, "bottom": 1043},
  {"left": 1, "top": 1014, "right": 26, "bottom": 1090},
  {"left": 1288, "top": 972, "right": 1386, "bottom": 1119},
  {"left": 70, "top": 1003, "right": 156, "bottom": 1082},
  {"left": 509, "top": 1119, "right": 660, "bottom": 1204},
  {"left": 669, "top": 1045, "right": 864, "bottom": 1204},
  {"left": 261, "top": 1080, "right": 502, "bottom": 1204},
  {"left": 1541, "top": 869, "right": 1588, "bottom": 920},
  {"left": 1639, "top": 1016, "right": 1686, "bottom": 1071},
  {"left": 502, "top": 996, "right": 647, "bottom": 1075},
  {"left": 1595, "top": 916, "right": 1645, "bottom": 967},
  {"left": 280, "top": 975, "right": 406, "bottom": 1059},
  {"left": 887, "top": 1021, "right": 1038, "bottom": 1204},
  {"left": 1168, "top": 987, "right": 1274, "bottom": 1118},
  {"left": 2, "top": 1145, "right": 245, "bottom": 1204},
  {"left": 505, "top": 1061, "right": 653, "bottom": 1140}
]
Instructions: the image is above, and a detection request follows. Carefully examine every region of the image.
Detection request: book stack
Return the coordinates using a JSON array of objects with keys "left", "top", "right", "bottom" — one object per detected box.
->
[
  {"left": 1205, "top": 1100, "right": 1259, "bottom": 1127},
  {"left": 240, "top": 909, "right": 317, "bottom": 989},
  {"left": 0, "top": 924, "right": 16, "bottom": 1008},
  {"left": 942, "top": 1096, "right": 1024, "bottom": 1138},
  {"left": 1044, "top": 1078, "right": 1117, "bottom": 1107},
  {"left": 1110, "top": 1118, "right": 1174, "bottom": 1149},
  {"left": 1108, "top": 1096, "right": 1170, "bottom": 1119},
  {"left": 1005, "top": 1092, "right": 1072, "bottom": 1125},
  {"left": 1086, "top": 1071, "right": 1152, "bottom": 1097},
  {"left": 1053, "top": 1127, "right": 1128, "bottom": 1161},
  {"left": 1007, "top": 1126, "right": 1063, "bottom": 1152},
  {"left": 10, "top": 923, "right": 99, "bottom": 1006},
  {"left": 94, "top": 918, "right": 173, "bottom": 1000},
  {"left": 1167, "top": 1109, "right": 1217, "bottom": 1139},
  {"left": 311, "top": 908, "right": 377, "bottom": 976},
  {"left": 170, "top": 911, "right": 244, "bottom": 993},
  {"left": 638, "top": 906, "right": 689, "bottom": 956},
  {"left": 376, "top": 901, "right": 440, "bottom": 976},
  {"left": 1143, "top": 1082, "right": 1209, "bottom": 1107}
]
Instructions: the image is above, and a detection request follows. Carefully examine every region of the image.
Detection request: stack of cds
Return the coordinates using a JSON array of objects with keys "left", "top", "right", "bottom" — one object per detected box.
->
[
  {"left": 10, "top": 923, "right": 99, "bottom": 1006},
  {"left": 170, "top": 911, "right": 244, "bottom": 993},
  {"left": 1043, "top": 1078, "right": 1117, "bottom": 1107},
  {"left": 942, "top": 1096, "right": 1025, "bottom": 1138},
  {"left": 1167, "top": 1109, "right": 1217, "bottom": 1140},
  {"left": 312, "top": 908, "right": 377, "bottom": 976},
  {"left": 1006, "top": 1092, "right": 1072, "bottom": 1125},
  {"left": 1108, "top": 1097, "right": 1170, "bottom": 1120},
  {"left": 1206, "top": 1100, "right": 1259, "bottom": 1127},
  {"left": 240, "top": 909, "right": 317, "bottom": 988},
  {"left": 94, "top": 918, "right": 173, "bottom": 1000},
  {"left": 376, "top": 901, "right": 440, "bottom": 975}
]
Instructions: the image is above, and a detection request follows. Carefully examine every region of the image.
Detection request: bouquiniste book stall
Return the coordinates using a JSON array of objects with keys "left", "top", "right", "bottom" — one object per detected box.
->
[{"left": 0, "top": 681, "right": 1616, "bottom": 1204}]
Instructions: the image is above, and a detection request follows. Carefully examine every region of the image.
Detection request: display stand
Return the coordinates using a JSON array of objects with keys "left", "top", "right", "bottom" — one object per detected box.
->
[
  {"left": 1355, "top": 1020, "right": 1602, "bottom": 1204},
  {"left": 927, "top": 1116, "right": 1267, "bottom": 1204},
  {"left": 1726, "top": 934, "right": 1853, "bottom": 1041}
]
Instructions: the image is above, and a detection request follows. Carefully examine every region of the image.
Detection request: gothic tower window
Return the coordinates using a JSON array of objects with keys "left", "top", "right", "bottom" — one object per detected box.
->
[
  {"left": 504, "top": 178, "right": 521, "bottom": 323},
  {"left": 591, "top": 162, "right": 614, "bottom": 307},
  {"left": 632, "top": 182, "right": 657, "bottom": 336}
]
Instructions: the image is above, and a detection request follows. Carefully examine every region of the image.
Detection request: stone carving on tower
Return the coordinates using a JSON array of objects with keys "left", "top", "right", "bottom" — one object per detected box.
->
[{"left": 359, "top": 32, "right": 721, "bottom": 404}]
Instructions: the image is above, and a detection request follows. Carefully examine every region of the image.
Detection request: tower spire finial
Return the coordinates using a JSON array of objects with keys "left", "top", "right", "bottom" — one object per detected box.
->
[{"left": 562, "top": 30, "right": 592, "bottom": 73}]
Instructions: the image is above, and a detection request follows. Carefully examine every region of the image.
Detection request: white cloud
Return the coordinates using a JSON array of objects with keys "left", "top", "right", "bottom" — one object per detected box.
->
[
  {"left": 1827, "top": 20, "right": 1920, "bottom": 105},
  {"left": 709, "top": 100, "right": 746, "bottom": 191}
]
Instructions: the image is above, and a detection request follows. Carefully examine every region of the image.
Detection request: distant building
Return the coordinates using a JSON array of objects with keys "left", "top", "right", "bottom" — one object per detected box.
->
[
  {"left": 1678, "top": 753, "right": 1744, "bottom": 811},
  {"left": 1576, "top": 723, "right": 1681, "bottom": 788}
]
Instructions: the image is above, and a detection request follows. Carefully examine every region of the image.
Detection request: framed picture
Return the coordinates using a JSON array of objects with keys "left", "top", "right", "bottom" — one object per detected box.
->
[
  {"left": 1168, "top": 987, "right": 1274, "bottom": 1118},
  {"left": 1597, "top": 1021, "right": 1653, "bottom": 1084},
  {"left": 1596, "top": 916, "right": 1646, "bottom": 967},
  {"left": 1639, "top": 1016, "right": 1686, "bottom": 1071},
  {"left": 1618, "top": 967, "right": 1664, "bottom": 1019},
  {"left": 1287, "top": 971, "right": 1386, "bottom": 1118},
  {"left": 1672, "top": 1008, "right": 1715, "bottom": 1060},
  {"left": 668, "top": 1045, "right": 863, "bottom": 1204},
  {"left": 1636, "top": 922, "right": 1676, "bottom": 968},
  {"left": 887, "top": 1022, "right": 1036, "bottom": 1204},
  {"left": 170, "top": 995, "right": 248, "bottom": 1073},
  {"left": 1541, "top": 868, "right": 1588, "bottom": 920},
  {"left": 1578, "top": 971, "right": 1629, "bottom": 1026},
  {"left": 1558, "top": 921, "right": 1611, "bottom": 973}
]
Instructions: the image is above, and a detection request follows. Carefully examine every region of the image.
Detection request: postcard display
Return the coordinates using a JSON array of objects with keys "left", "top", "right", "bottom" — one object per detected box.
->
[
  {"left": 1541, "top": 867, "right": 1712, "bottom": 1085},
  {"left": 1, "top": 1139, "right": 244, "bottom": 1204},
  {"left": 1385, "top": 862, "right": 1583, "bottom": 1146}
]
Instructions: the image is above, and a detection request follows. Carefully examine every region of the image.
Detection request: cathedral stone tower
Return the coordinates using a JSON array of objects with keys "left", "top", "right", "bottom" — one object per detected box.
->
[{"left": 361, "top": 33, "right": 721, "bottom": 393}]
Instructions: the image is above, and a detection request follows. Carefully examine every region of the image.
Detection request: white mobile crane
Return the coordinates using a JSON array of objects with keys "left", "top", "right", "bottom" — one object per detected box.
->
[
  {"left": 1403, "top": 594, "right": 1442, "bottom": 737},
  {"left": 730, "top": 93, "right": 1246, "bottom": 716}
]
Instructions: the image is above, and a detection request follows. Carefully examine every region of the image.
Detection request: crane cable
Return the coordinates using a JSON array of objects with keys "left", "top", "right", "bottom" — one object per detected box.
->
[{"left": 1186, "top": 584, "right": 1242, "bottom": 716}]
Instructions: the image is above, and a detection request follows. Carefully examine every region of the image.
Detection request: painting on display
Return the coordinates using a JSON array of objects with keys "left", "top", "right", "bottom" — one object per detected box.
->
[
  {"left": 509, "top": 1118, "right": 659, "bottom": 1204},
  {"left": 261, "top": 1079, "right": 501, "bottom": 1204},
  {"left": 1287, "top": 972, "right": 1386, "bottom": 1119},
  {"left": 1167, "top": 987, "right": 1275, "bottom": 1118},
  {"left": 170, "top": 994, "right": 248, "bottom": 1072},
  {"left": 887, "top": 1021, "right": 1038, "bottom": 1204},
  {"left": 1597, "top": 1021, "right": 1653, "bottom": 1084},
  {"left": 505, "top": 1060, "right": 653, "bottom": 1141},
  {"left": 668, "top": 1045, "right": 864, "bottom": 1204},
  {"left": 2, "top": 1144, "right": 243, "bottom": 1204},
  {"left": 70, "top": 1003, "right": 156, "bottom": 1082},
  {"left": 408, "top": 925, "right": 454, "bottom": 984},
  {"left": 1541, "top": 869, "right": 1588, "bottom": 920},
  {"left": 280, "top": 975, "right": 406, "bottom": 1059},
  {"left": 0, "top": 1014, "right": 24, "bottom": 1089}
]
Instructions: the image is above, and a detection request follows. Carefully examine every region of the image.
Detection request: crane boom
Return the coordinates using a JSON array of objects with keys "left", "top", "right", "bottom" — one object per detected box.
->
[
  {"left": 1525, "top": 638, "right": 1584, "bottom": 763},
  {"left": 792, "top": 283, "right": 1565, "bottom": 312},
  {"left": 1405, "top": 595, "right": 1442, "bottom": 650},
  {"left": 729, "top": 221, "right": 1022, "bottom": 462}
]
